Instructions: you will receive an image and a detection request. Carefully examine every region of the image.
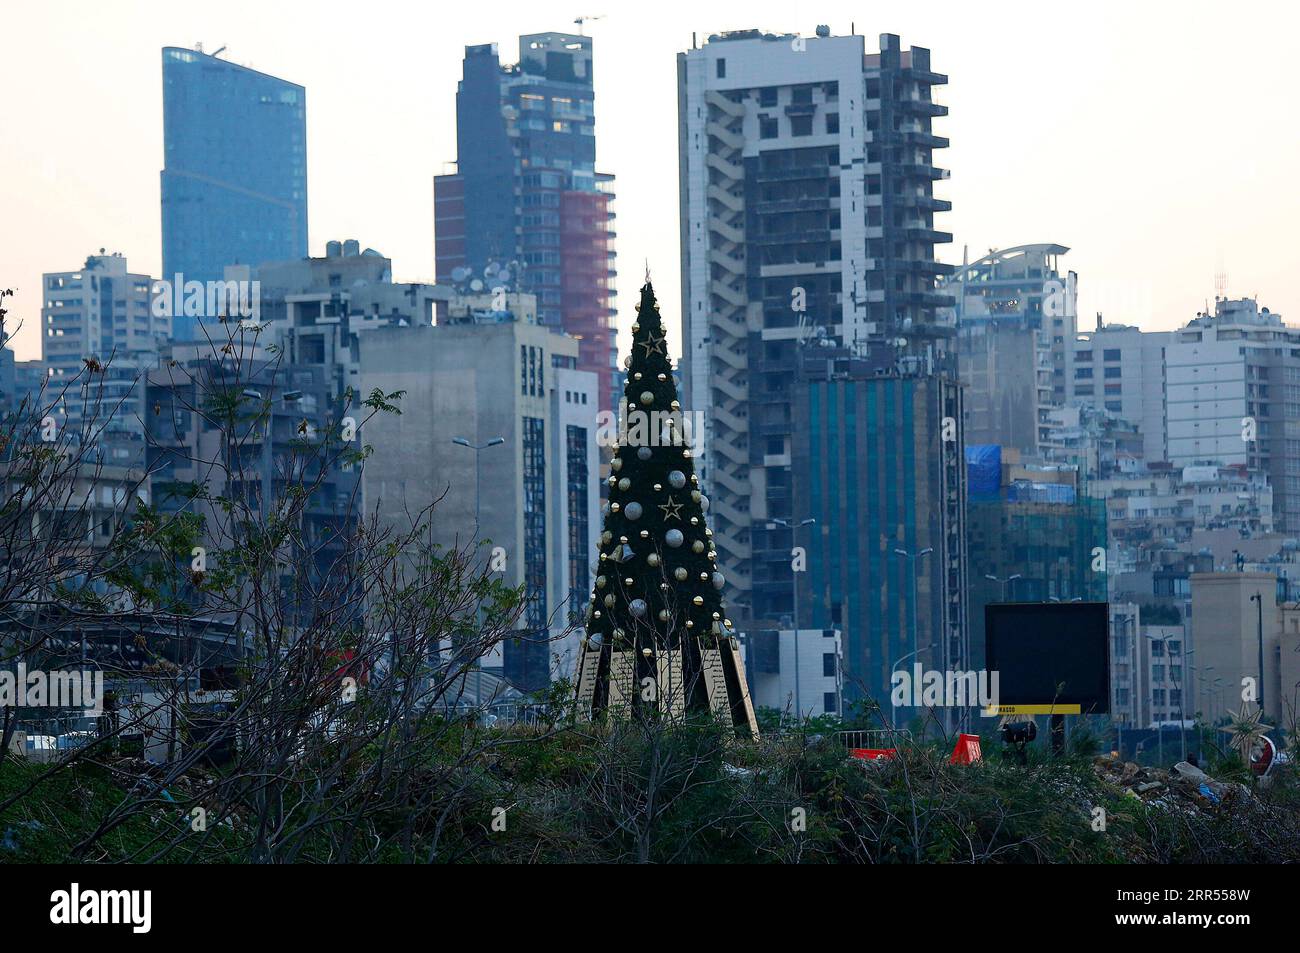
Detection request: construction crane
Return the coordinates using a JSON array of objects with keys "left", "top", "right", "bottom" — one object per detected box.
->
[{"left": 574, "top": 14, "right": 604, "bottom": 35}]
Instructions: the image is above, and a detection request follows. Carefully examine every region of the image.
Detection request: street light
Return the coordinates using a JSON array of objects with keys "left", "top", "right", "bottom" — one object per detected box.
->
[
  {"left": 770, "top": 517, "right": 816, "bottom": 721},
  {"left": 1249, "top": 591, "right": 1265, "bottom": 712},
  {"left": 451, "top": 436, "right": 506, "bottom": 532},
  {"left": 894, "top": 547, "right": 933, "bottom": 676},
  {"left": 984, "top": 573, "right": 1021, "bottom": 602},
  {"left": 890, "top": 645, "right": 931, "bottom": 727}
]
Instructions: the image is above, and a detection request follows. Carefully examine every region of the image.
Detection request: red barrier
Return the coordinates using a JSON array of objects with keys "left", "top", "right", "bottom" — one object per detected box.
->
[
  {"left": 850, "top": 748, "right": 897, "bottom": 761},
  {"left": 949, "top": 733, "right": 982, "bottom": 765}
]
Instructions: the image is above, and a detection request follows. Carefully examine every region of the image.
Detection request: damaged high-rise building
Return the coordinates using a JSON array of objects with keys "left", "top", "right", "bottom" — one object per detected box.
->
[{"left": 677, "top": 27, "right": 967, "bottom": 702}]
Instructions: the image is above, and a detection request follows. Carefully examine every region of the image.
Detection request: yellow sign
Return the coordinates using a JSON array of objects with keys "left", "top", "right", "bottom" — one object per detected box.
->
[{"left": 983, "top": 704, "right": 1083, "bottom": 716}]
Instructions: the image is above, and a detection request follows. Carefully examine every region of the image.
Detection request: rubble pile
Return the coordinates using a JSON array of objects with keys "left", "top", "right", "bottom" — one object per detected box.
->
[{"left": 1093, "top": 754, "right": 1251, "bottom": 814}]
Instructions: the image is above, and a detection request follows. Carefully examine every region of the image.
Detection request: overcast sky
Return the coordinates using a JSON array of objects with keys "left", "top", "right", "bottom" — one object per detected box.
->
[{"left": 3, "top": 0, "right": 1297, "bottom": 363}]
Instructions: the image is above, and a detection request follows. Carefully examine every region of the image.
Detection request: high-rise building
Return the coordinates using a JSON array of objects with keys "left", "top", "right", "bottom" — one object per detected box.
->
[
  {"left": 676, "top": 29, "right": 957, "bottom": 658},
  {"left": 434, "top": 34, "right": 618, "bottom": 412},
  {"left": 941, "top": 243, "right": 1076, "bottom": 454},
  {"left": 161, "top": 46, "right": 308, "bottom": 340},
  {"left": 1165, "top": 297, "right": 1300, "bottom": 530},
  {"left": 40, "top": 252, "right": 169, "bottom": 453}
]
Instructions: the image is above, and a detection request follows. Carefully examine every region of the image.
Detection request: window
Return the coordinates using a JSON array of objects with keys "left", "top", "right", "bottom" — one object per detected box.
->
[
  {"left": 759, "top": 87, "right": 777, "bottom": 107},
  {"left": 1103, "top": 349, "right": 1122, "bottom": 361},
  {"left": 826, "top": 112, "right": 839, "bottom": 134},
  {"left": 1104, "top": 366, "right": 1122, "bottom": 378},
  {"left": 760, "top": 116, "right": 778, "bottom": 139},
  {"left": 790, "top": 115, "right": 813, "bottom": 137},
  {"left": 565, "top": 425, "right": 589, "bottom": 622},
  {"left": 522, "top": 417, "right": 548, "bottom": 633},
  {"left": 822, "top": 653, "right": 837, "bottom": 677},
  {"left": 716, "top": 58, "right": 726, "bottom": 78},
  {"left": 823, "top": 691, "right": 838, "bottom": 714},
  {"left": 1075, "top": 367, "right": 1093, "bottom": 379}
]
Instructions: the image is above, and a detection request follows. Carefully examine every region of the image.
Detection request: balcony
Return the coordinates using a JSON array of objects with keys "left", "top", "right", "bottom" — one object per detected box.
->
[{"left": 896, "top": 98, "right": 948, "bottom": 118}]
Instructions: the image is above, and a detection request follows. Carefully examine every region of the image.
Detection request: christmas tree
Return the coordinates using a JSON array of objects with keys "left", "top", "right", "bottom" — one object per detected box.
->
[{"left": 574, "top": 279, "right": 758, "bottom": 737}]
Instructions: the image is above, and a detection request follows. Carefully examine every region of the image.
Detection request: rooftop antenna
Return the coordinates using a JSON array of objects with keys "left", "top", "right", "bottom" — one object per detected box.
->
[
  {"left": 574, "top": 14, "right": 605, "bottom": 35},
  {"left": 212, "top": 46, "right": 227, "bottom": 59}
]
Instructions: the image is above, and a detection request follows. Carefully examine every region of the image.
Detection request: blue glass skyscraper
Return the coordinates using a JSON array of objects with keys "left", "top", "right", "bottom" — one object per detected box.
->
[{"left": 161, "top": 47, "right": 308, "bottom": 340}]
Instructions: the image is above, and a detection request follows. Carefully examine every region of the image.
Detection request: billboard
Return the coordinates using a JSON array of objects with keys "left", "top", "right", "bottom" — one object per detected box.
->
[{"left": 984, "top": 602, "right": 1109, "bottom": 715}]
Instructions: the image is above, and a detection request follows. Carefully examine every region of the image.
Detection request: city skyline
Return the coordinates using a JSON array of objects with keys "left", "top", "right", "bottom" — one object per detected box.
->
[{"left": 4, "top": 0, "right": 1298, "bottom": 370}]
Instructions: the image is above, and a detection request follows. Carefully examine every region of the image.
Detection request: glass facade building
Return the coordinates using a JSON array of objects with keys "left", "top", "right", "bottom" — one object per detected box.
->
[
  {"left": 161, "top": 47, "right": 308, "bottom": 341},
  {"left": 792, "top": 346, "right": 968, "bottom": 716}
]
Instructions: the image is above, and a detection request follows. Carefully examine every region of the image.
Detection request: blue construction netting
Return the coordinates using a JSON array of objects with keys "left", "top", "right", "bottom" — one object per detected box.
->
[{"left": 965, "top": 444, "right": 1002, "bottom": 500}]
